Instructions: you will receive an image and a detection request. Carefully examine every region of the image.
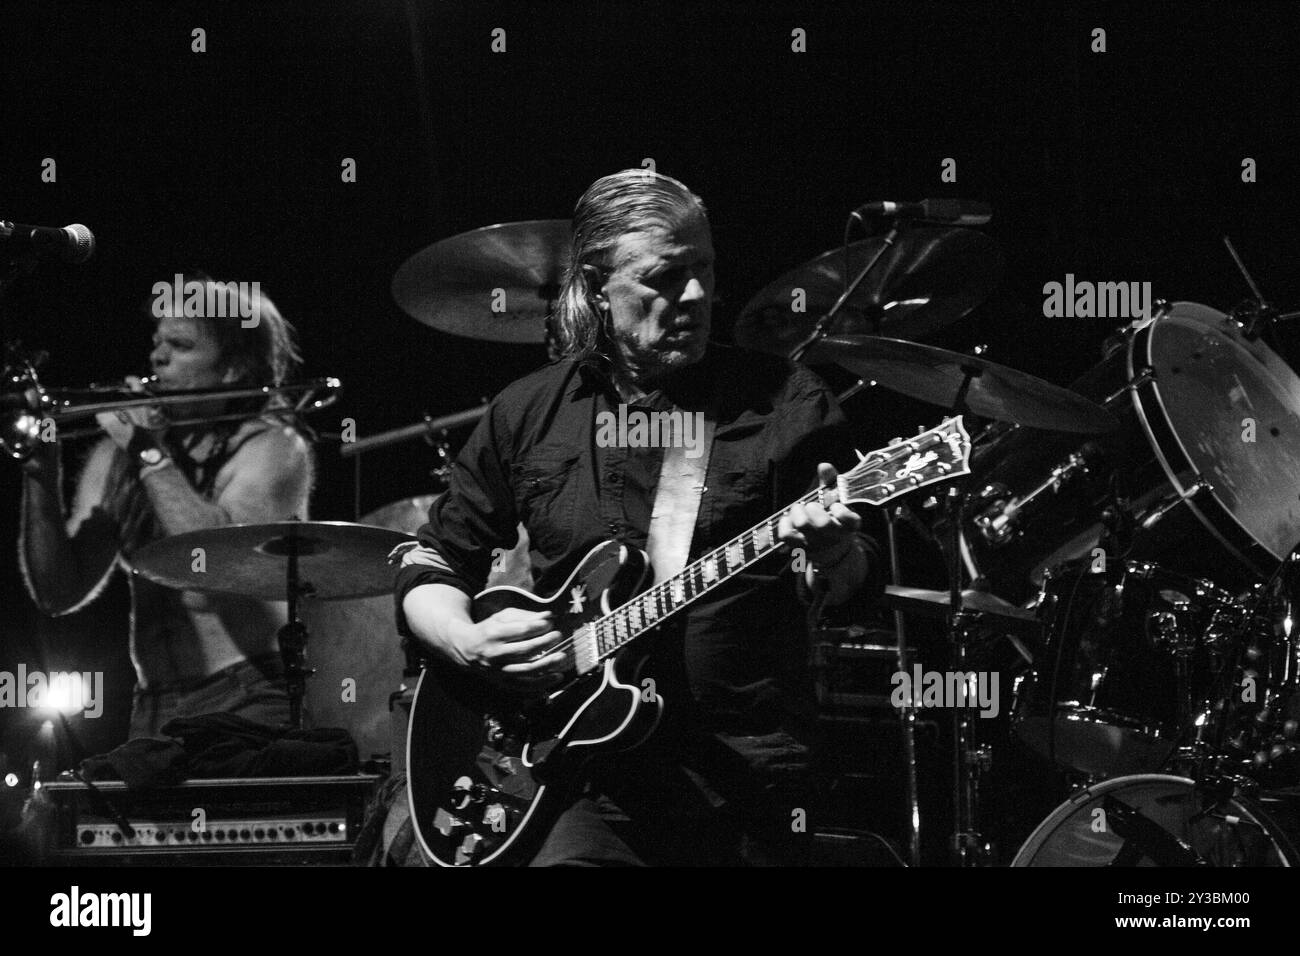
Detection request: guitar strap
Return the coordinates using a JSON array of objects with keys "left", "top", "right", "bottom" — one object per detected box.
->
[{"left": 645, "top": 410, "right": 716, "bottom": 585}]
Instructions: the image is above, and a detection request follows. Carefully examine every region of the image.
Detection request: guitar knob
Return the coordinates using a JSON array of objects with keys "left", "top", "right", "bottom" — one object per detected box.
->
[{"left": 451, "top": 775, "right": 482, "bottom": 810}]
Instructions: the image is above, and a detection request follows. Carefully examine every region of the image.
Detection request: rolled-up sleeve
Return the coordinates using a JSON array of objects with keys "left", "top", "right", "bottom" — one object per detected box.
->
[{"left": 393, "top": 398, "right": 521, "bottom": 636}]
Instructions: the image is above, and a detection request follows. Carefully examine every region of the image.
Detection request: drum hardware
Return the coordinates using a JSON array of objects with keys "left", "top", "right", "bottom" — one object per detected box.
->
[
  {"left": 337, "top": 404, "right": 488, "bottom": 458},
  {"left": 1137, "top": 476, "right": 1212, "bottom": 533},
  {"left": 973, "top": 447, "right": 1097, "bottom": 547},
  {"left": 1101, "top": 365, "right": 1155, "bottom": 405},
  {"left": 1219, "top": 235, "right": 1300, "bottom": 341},
  {"left": 883, "top": 506, "right": 922, "bottom": 867},
  {"left": 735, "top": 223, "right": 1004, "bottom": 354}
]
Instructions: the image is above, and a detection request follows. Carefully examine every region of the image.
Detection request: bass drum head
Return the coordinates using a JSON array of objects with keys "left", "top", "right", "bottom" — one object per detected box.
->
[
  {"left": 1012, "top": 774, "right": 1300, "bottom": 866},
  {"left": 1139, "top": 302, "right": 1300, "bottom": 569}
]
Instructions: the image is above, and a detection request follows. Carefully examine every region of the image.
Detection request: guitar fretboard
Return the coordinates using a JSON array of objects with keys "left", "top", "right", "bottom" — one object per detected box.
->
[
  {"left": 573, "top": 418, "right": 969, "bottom": 673},
  {"left": 588, "top": 485, "right": 828, "bottom": 662}
]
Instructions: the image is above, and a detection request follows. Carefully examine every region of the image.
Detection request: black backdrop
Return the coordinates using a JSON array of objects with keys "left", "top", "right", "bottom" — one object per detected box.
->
[{"left": 3, "top": 0, "right": 1299, "bottom": 800}]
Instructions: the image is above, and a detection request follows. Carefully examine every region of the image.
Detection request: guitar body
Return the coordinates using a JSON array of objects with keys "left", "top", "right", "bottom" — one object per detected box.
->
[{"left": 407, "top": 540, "right": 663, "bottom": 867}]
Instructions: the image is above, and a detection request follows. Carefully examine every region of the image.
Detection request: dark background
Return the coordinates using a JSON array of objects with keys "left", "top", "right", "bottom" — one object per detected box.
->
[{"left": 3, "top": 0, "right": 1299, "bottom": 859}]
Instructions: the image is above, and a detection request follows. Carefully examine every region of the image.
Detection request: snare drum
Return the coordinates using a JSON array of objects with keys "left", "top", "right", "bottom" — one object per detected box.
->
[
  {"left": 963, "top": 302, "right": 1300, "bottom": 602},
  {"left": 1013, "top": 559, "right": 1233, "bottom": 777}
]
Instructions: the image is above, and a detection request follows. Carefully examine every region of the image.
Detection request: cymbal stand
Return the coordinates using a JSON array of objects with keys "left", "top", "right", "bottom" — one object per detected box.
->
[
  {"left": 789, "top": 222, "right": 902, "bottom": 364},
  {"left": 885, "top": 505, "right": 922, "bottom": 866},
  {"left": 942, "top": 368, "right": 994, "bottom": 866},
  {"left": 275, "top": 519, "right": 315, "bottom": 730}
]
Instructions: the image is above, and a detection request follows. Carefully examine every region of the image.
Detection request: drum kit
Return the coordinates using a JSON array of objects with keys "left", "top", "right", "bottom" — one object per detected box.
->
[
  {"left": 10, "top": 203, "right": 1300, "bottom": 866},
  {"left": 732, "top": 215, "right": 1300, "bottom": 866}
]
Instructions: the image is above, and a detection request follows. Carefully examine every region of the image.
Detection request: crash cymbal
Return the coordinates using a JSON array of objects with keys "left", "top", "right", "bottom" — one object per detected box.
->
[
  {"left": 805, "top": 335, "right": 1117, "bottom": 433},
  {"left": 129, "top": 521, "right": 413, "bottom": 600},
  {"left": 734, "top": 227, "right": 1003, "bottom": 353},
  {"left": 392, "top": 219, "right": 571, "bottom": 343},
  {"left": 884, "top": 585, "right": 1040, "bottom": 630}
]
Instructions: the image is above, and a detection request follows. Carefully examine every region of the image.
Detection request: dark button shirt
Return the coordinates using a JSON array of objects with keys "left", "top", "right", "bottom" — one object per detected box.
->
[{"left": 394, "top": 344, "right": 883, "bottom": 738}]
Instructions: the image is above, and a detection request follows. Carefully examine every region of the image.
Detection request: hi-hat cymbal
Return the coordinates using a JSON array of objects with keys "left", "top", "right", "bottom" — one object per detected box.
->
[
  {"left": 129, "top": 521, "right": 413, "bottom": 600},
  {"left": 805, "top": 335, "right": 1117, "bottom": 433},
  {"left": 734, "top": 227, "right": 1003, "bottom": 353},
  {"left": 392, "top": 219, "right": 571, "bottom": 343}
]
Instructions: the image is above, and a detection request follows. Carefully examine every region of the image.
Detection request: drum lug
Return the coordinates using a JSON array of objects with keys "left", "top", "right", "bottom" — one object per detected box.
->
[{"left": 1138, "top": 476, "right": 1212, "bottom": 532}]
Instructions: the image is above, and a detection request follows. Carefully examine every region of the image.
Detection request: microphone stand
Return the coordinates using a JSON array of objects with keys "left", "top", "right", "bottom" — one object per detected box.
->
[{"left": 788, "top": 221, "right": 902, "bottom": 363}]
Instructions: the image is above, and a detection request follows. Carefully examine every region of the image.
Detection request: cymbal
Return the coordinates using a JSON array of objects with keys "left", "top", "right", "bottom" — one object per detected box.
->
[
  {"left": 361, "top": 494, "right": 442, "bottom": 534},
  {"left": 392, "top": 219, "right": 571, "bottom": 343},
  {"left": 734, "top": 227, "right": 1003, "bottom": 353},
  {"left": 129, "top": 521, "right": 413, "bottom": 601},
  {"left": 805, "top": 335, "right": 1117, "bottom": 433},
  {"left": 884, "top": 585, "right": 1040, "bottom": 630}
]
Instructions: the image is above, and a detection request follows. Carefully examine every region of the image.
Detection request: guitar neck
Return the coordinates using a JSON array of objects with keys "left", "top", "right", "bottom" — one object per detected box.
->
[
  {"left": 584, "top": 485, "right": 829, "bottom": 665},
  {"left": 579, "top": 416, "right": 970, "bottom": 669}
]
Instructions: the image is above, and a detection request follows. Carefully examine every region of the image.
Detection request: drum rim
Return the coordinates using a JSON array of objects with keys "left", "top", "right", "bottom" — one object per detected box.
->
[
  {"left": 1011, "top": 773, "right": 1193, "bottom": 866},
  {"left": 1131, "top": 301, "right": 1292, "bottom": 571},
  {"left": 1010, "top": 772, "right": 1298, "bottom": 866}
]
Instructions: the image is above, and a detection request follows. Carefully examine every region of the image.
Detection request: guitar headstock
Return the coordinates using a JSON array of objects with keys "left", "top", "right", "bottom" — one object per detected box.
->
[{"left": 838, "top": 416, "right": 972, "bottom": 506}]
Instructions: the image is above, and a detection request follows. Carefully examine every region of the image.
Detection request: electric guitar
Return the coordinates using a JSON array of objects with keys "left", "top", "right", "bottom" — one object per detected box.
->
[{"left": 407, "top": 417, "right": 971, "bottom": 866}]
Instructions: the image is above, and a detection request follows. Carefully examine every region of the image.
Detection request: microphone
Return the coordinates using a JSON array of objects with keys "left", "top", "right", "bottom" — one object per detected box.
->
[
  {"left": 1, "top": 221, "right": 96, "bottom": 264},
  {"left": 853, "top": 199, "right": 992, "bottom": 227}
]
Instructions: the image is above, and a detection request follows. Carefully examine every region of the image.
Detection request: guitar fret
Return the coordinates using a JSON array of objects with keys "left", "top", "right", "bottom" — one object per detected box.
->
[
  {"left": 725, "top": 541, "right": 743, "bottom": 571},
  {"left": 754, "top": 521, "right": 772, "bottom": 551},
  {"left": 639, "top": 595, "right": 655, "bottom": 629},
  {"left": 671, "top": 577, "right": 685, "bottom": 604}
]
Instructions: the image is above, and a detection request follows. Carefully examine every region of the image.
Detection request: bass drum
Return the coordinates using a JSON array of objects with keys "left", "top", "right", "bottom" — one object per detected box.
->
[
  {"left": 1012, "top": 774, "right": 1300, "bottom": 866},
  {"left": 964, "top": 302, "right": 1300, "bottom": 603}
]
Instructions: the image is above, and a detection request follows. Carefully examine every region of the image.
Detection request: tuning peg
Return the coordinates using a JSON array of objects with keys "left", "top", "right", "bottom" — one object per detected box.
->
[{"left": 854, "top": 449, "right": 867, "bottom": 462}]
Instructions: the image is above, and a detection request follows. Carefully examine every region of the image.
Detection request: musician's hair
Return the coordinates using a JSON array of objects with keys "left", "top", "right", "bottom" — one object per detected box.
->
[
  {"left": 147, "top": 272, "right": 302, "bottom": 388},
  {"left": 551, "top": 170, "right": 708, "bottom": 362}
]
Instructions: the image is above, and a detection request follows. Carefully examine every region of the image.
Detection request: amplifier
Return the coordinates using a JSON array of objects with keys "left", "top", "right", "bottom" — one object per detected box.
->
[{"left": 40, "top": 774, "right": 381, "bottom": 866}]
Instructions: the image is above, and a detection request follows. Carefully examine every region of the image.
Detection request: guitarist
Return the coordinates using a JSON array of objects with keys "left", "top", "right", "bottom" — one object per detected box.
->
[{"left": 397, "top": 170, "right": 884, "bottom": 865}]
